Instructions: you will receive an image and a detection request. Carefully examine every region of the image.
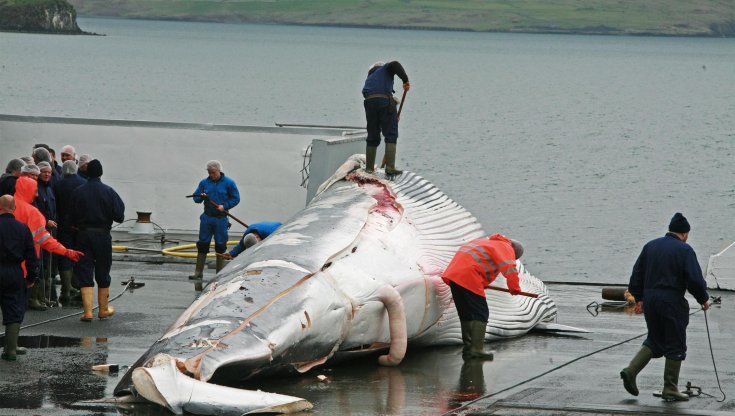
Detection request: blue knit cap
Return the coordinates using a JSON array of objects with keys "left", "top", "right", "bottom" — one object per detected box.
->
[{"left": 669, "top": 212, "right": 690, "bottom": 233}]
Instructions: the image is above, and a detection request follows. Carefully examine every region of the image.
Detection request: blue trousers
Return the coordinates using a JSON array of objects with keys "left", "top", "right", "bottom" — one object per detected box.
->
[
  {"left": 364, "top": 98, "right": 398, "bottom": 146},
  {"left": 642, "top": 291, "right": 689, "bottom": 360},
  {"left": 74, "top": 230, "right": 112, "bottom": 288},
  {"left": 449, "top": 281, "right": 489, "bottom": 322},
  {"left": 56, "top": 229, "right": 77, "bottom": 272},
  {"left": 1, "top": 264, "right": 27, "bottom": 325},
  {"left": 198, "top": 214, "right": 229, "bottom": 253}
]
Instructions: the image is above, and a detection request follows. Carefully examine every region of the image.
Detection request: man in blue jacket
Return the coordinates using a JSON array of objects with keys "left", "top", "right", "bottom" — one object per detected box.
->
[
  {"left": 620, "top": 212, "right": 711, "bottom": 401},
  {"left": 362, "top": 61, "right": 410, "bottom": 175},
  {"left": 191, "top": 160, "right": 240, "bottom": 278},
  {"left": 218, "top": 221, "right": 282, "bottom": 260},
  {"left": 70, "top": 160, "right": 125, "bottom": 321}
]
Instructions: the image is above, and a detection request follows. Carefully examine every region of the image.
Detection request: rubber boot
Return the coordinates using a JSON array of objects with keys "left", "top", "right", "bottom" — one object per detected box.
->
[
  {"left": 464, "top": 321, "right": 493, "bottom": 361},
  {"left": 1, "top": 323, "right": 20, "bottom": 361},
  {"left": 460, "top": 321, "right": 472, "bottom": 358},
  {"left": 80, "top": 287, "right": 94, "bottom": 322},
  {"left": 384, "top": 143, "right": 403, "bottom": 176},
  {"left": 662, "top": 359, "right": 689, "bottom": 401},
  {"left": 28, "top": 283, "right": 47, "bottom": 311},
  {"left": 98, "top": 287, "right": 115, "bottom": 320},
  {"left": 216, "top": 256, "right": 225, "bottom": 273},
  {"left": 365, "top": 145, "right": 378, "bottom": 173},
  {"left": 620, "top": 345, "right": 652, "bottom": 396},
  {"left": 189, "top": 252, "right": 207, "bottom": 280},
  {"left": 59, "top": 270, "right": 73, "bottom": 305}
]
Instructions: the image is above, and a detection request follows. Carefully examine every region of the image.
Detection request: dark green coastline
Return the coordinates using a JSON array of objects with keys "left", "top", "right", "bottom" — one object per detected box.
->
[{"left": 4, "top": 0, "right": 735, "bottom": 37}]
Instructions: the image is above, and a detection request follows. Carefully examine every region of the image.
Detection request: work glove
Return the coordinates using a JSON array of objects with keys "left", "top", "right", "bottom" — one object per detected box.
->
[
  {"left": 403, "top": 81, "right": 411, "bottom": 91},
  {"left": 65, "top": 249, "right": 84, "bottom": 262},
  {"left": 508, "top": 287, "right": 521, "bottom": 296}
]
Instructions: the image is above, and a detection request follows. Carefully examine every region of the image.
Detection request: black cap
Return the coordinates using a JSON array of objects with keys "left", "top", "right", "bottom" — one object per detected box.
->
[
  {"left": 86, "top": 159, "right": 103, "bottom": 178},
  {"left": 668, "top": 212, "right": 690, "bottom": 233}
]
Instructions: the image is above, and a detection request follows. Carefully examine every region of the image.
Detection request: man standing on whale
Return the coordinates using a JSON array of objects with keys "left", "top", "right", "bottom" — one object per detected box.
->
[{"left": 362, "top": 61, "right": 410, "bottom": 175}]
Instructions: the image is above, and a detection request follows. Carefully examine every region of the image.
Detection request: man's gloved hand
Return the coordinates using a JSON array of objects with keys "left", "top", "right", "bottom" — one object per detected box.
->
[
  {"left": 508, "top": 287, "right": 521, "bottom": 296},
  {"left": 403, "top": 81, "right": 411, "bottom": 91},
  {"left": 65, "top": 249, "right": 84, "bottom": 262}
]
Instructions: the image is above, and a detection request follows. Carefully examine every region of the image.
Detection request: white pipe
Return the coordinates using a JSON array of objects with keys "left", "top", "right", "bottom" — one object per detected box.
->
[{"left": 375, "top": 285, "right": 407, "bottom": 366}]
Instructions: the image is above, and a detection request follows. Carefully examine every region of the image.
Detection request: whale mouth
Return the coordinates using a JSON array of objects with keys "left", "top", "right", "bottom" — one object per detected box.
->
[{"left": 132, "top": 357, "right": 313, "bottom": 415}]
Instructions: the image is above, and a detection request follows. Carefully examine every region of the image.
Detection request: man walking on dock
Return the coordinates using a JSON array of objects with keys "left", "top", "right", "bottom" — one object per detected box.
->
[{"left": 621, "top": 212, "right": 711, "bottom": 401}]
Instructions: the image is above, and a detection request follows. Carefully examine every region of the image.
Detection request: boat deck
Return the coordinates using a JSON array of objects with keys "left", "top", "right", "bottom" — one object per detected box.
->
[{"left": 0, "top": 244, "right": 732, "bottom": 416}]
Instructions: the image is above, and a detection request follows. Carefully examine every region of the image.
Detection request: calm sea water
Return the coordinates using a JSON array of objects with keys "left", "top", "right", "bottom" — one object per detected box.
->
[{"left": 1, "top": 18, "right": 734, "bottom": 284}]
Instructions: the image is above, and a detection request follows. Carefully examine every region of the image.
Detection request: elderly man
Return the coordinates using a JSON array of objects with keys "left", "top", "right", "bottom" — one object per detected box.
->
[
  {"left": 0, "top": 159, "right": 25, "bottom": 197},
  {"left": 77, "top": 154, "right": 92, "bottom": 179},
  {"left": 0, "top": 195, "right": 39, "bottom": 361},
  {"left": 191, "top": 160, "right": 240, "bottom": 278},
  {"left": 53, "top": 160, "right": 86, "bottom": 305},
  {"left": 442, "top": 234, "right": 524, "bottom": 360},
  {"left": 70, "top": 160, "right": 125, "bottom": 321},
  {"left": 60, "top": 145, "right": 77, "bottom": 163},
  {"left": 621, "top": 213, "right": 711, "bottom": 401}
]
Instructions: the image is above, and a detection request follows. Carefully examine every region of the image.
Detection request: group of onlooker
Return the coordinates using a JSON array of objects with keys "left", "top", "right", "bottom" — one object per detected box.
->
[{"left": 1, "top": 143, "right": 124, "bottom": 361}]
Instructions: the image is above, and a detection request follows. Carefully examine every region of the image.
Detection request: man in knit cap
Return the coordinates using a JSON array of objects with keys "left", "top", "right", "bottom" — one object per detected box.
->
[
  {"left": 620, "top": 212, "right": 711, "bottom": 401},
  {"left": 70, "top": 160, "right": 125, "bottom": 321}
]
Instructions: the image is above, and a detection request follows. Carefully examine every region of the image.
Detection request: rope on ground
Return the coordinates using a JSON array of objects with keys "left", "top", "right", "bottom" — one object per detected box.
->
[
  {"left": 703, "top": 309, "right": 727, "bottom": 402},
  {"left": 445, "top": 306, "right": 724, "bottom": 415},
  {"left": 0, "top": 278, "right": 135, "bottom": 336}
]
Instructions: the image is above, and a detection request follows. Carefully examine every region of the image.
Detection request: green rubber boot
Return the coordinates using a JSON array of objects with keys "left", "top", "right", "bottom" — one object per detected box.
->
[
  {"left": 1, "top": 323, "right": 20, "bottom": 361},
  {"left": 59, "top": 270, "right": 73, "bottom": 305},
  {"left": 662, "top": 359, "right": 689, "bottom": 401},
  {"left": 384, "top": 143, "right": 403, "bottom": 176},
  {"left": 28, "top": 283, "right": 47, "bottom": 311},
  {"left": 464, "top": 321, "right": 493, "bottom": 361},
  {"left": 189, "top": 252, "right": 207, "bottom": 280},
  {"left": 365, "top": 145, "right": 377, "bottom": 173},
  {"left": 216, "top": 256, "right": 225, "bottom": 273},
  {"left": 620, "top": 346, "right": 652, "bottom": 396},
  {"left": 460, "top": 321, "right": 472, "bottom": 358}
]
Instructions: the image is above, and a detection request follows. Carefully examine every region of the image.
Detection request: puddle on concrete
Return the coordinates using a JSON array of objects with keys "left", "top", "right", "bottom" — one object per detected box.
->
[{"left": 10, "top": 335, "right": 109, "bottom": 349}]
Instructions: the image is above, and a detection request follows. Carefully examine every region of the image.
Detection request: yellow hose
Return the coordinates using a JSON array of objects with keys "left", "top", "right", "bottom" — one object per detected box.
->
[{"left": 113, "top": 241, "right": 239, "bottom": 258}]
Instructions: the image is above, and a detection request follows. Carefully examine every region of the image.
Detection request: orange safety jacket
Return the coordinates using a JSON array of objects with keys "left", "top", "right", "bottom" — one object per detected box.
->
[
  {"left": 442, "top": 234, "right": 521, "bottom": 297},
  {"left": 13, "top": 176, "right": 69, "bottom": 277}
]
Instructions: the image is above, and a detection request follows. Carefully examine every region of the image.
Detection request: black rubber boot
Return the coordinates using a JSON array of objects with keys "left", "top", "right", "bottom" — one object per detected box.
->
[
  {"left": 464, "top": 321, "right": 493, "bottom": 361},
  {"left": 59, "top": 270, "right": 73, "bottom": 305},
  {"left": 662, "top": 359, "right": 689, "bottom": 401},
  {"left": 189, "top": 252, "right": 207, "bottom": 280},
  {"left": 384, "top": 143, "right": 403, "bottom": 176},
  {"left": 365, "top": 145, "right": 378, "bottom": 173},
  {"left": 28, "top": 283, "right": 47, "bottom": 311},
  {"left": 620, "top": 346, "right": 652, "bottom": 396}
]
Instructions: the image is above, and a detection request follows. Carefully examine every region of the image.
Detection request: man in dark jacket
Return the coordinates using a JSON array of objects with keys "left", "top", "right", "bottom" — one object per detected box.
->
[
  {"left": 70, "top": 160, "right": 125, "bottom": 321},
  {"left": 53, "top": 160, "right": 86, "bottom": 305},
  {"left": 620, "top": 212, "right": 711, "bottom": 401},
  {"left": 362, "top": 61, "right": 410, "bottom": 175},
  {"left": 0, "top": 195, "right": 39, "bottom": 361}
]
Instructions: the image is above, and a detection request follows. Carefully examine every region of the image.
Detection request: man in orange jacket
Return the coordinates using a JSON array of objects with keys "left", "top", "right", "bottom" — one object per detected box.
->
[
  {"left": 442, "top": 234, "right": 524, "bottom": 360},
  {"left": 12, "top": 176, "right": 84, "bottom": 310}
]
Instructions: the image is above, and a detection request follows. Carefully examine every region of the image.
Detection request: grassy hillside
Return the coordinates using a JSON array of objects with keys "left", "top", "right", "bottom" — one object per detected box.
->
[{"left": 66, "top": 0, "right": 735, "bottom": 36}]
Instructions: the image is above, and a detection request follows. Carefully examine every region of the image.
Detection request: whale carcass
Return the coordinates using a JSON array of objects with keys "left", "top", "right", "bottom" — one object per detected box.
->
[{"left": 114, "top": 156, "right": 586, "bottom": 414}]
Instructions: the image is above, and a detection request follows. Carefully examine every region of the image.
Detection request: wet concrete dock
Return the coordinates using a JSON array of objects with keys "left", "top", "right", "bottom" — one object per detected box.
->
[{"left": 0, "top": 241, "right": 733, "bottom": 415}]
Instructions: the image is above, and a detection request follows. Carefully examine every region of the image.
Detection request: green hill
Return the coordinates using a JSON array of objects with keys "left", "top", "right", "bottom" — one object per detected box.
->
[
  {"left": 0, "top": 0, "right": 83, "bottom": 33},
  {"left": 57, "top": 0, "right": 735, "bottom": 37}
]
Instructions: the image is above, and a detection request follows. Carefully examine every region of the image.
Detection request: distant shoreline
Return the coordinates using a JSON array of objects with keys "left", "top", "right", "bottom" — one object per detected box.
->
[{"left": 74, "top": 15, "right": 733, "bottom": 39}]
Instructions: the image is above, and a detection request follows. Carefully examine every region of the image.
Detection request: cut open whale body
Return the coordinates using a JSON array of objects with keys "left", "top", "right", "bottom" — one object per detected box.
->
[{"left": 114, "top": 155, "right": 588, "bottom": 415}]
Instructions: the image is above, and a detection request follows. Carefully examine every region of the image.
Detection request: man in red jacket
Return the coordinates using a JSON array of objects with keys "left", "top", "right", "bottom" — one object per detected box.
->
[
  {"left": 12, "top": 176, "right": 83, "bottom": 310},
  {"left": 443, "top": 234, "right": 524, "bottom": 360}
]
